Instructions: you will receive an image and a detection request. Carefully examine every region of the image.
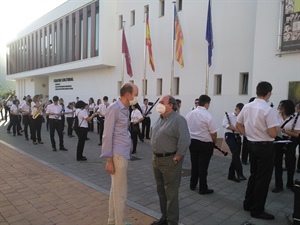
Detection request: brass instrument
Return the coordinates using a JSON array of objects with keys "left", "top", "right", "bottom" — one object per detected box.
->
[
  {"left": 0, "top": 94, "right": 12, "bottom": 112},
  {"left": 32, "top": 102, "right": 45, "bottom": 119}
]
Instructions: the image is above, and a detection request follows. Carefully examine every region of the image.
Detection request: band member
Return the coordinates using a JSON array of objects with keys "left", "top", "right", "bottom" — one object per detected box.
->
[
  {"left": 272, "top": 100, "right": 300, "bottom": 193},
  {"left": 186, "top": 95, "right": 218, "bottom": 195},
  {"left": 130, "top": 103, "right": 144, "bottom": 154},
  {"left": 222, "top": 103, "right": 247, "bottom": 182},
  {"left": 10, "top": 99, "right": 22, "bottom": 136},
  {"left": 75, "top": 101, "right": 97, "bottom": 161},
  {"left": 88, "top": 97, "right": 96, "bottom": 132},
  {"left": 236, "top": 81, "right": 279, "bottom": 220},
  {"left": 65, "top": 102, "right": 75, "bottom": 138},
  {"left": 150, "top": 95, "right": 190, "bottom": 225},
  {"left": 30, "top": 94, "right": 44, "bottom": 145},
  {"left": 46, "top": 96, "right": 68, "bottom": 152},
  {"left": 20, "top": 98, "right": 32, "bottom": 140},
  {"left": 96, "top": 96, "right": 109, "bottom": 146},
  {"left": 141, "top": 98, "right": 151, "bottom": 139},
  {"left": 95, "top": 98, "right": 102, "bottom": 134}
]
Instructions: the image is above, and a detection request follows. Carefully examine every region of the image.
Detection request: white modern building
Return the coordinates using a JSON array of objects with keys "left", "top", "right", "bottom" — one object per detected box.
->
[{"left": 5, "top": 0, "right": 300, "bottom": 136}]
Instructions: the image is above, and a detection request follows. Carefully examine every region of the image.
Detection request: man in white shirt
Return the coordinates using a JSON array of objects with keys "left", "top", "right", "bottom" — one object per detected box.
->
[
  {"left": 46, "top": 96, "right": 68, "bottom": 152},
  {"left": 236, "top": 81, "right": 279, "bottom": 220},
  {"left": 186, "top": 95, "right": 219, "bottom": 195},
  {"left": 141, "top": 98, "right": 151, "bottom": 139},
  {"left": 97, "top": 96, "right": 109, "bottom": 145}
]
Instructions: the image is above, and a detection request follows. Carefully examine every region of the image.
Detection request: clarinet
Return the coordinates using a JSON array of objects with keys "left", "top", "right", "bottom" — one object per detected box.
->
[{"left": 225, "top": 111, "right": 241, "bottom": 142}]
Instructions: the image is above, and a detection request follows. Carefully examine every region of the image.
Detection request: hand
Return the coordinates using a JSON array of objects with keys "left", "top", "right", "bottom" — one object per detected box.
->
[
  {"left": 105, "top": 160, "right": 115, "bottom": 175},
  {"left": 173, "top": 154, "right": 181, "bottom": 164}
]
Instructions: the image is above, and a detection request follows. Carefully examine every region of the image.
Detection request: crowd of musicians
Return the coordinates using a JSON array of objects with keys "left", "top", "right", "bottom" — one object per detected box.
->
[{"left": 1, "top": 80, "right": 300, "bottom": 223}]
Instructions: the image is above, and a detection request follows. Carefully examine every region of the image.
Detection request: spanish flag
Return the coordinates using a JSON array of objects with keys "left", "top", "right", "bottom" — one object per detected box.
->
[
  {"left": 146, "top": 14, "right": 155, "bottom": 72},
  {"left": 174, "top": 5, "right": 184, "bottom": 68}
]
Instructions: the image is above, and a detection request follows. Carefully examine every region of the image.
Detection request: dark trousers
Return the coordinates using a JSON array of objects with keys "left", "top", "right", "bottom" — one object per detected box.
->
[
  {"left": 76, "top": 127, "right": 88, "bottom": 159},
  {"left": 244, "top": 142, "right": 274, "bottom": 216},
  {"left": 98, "top": 117, "right": 104, "bottom": 143},
  {"left": 189, "top": 139, "right": 214, "bottom": 192},
  {"left": 274, "top": 141, "right": 297, "bottom": 188},
  {"left": 10, "top": 115, "right": 19, "bottom": 135},
  {"left": 0, "top": 107, "right": 3, "bottom": 119},
  {"left": 225, "top": 133, "right": 243, "bottom": 177},
  {"left": 61, "top": 115, "right": 65, "bottom": 132},
  {"left": 30, "top": 116, "right": 43, "bottom": 142},
  {"left": 46, "top": 116, "right": 50, "bottom": 131},
  {"left": 242, "top": 136, "right": 249, "bottom": 164},
  {"left": 66, "top": 117, "right": 74, "bottom": 136},
  {"left": 152, "top": 155, "right": 184, "bottom": 225},
  {"left": 88, "top": 111, "right": 94, "bottom": 131},
  {"left": 4, "top": 106, "right": 9, "bottom": 120},
  {"left": 130, "top": 124, "right": 140, "bottom": 153},
  {"left": 96, "top": 116, "right": 101, "bottom": 134},
  {"left": 49, "top": 119, "right": 64, "bottom": 148},
  {"left": 22, "top": 115, "right": 31, "bottom": 139},
  {"left": 7, "top": 114, "right": 13, "bottom": 131},
  {"left": 142, "top": 117, "right": 151, "bottom": 139}
]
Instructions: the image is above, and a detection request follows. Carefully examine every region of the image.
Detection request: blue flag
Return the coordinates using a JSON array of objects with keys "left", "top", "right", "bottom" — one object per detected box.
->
[{"left": 206, "top": 0, "right": 213, "bottom": 67}]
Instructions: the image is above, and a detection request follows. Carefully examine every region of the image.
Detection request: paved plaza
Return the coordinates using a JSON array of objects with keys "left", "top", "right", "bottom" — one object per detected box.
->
[{"left": 0, "top": 119, "right": 299, "bottom": 225}]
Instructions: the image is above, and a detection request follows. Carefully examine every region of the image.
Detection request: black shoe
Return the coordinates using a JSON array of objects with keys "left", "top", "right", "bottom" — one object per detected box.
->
[
  {"left": 98, "top": 142, "right": 102, "bottom": 146},
  {"left": 7, "top": 130, "right": 11, "bottom": 133},
  {"left": 272, "top": 187, "right": 283, "bottom": 193},
  {"left": 146, "top": 137, "right": 151, "bottom": 140},
  {"left": 151, "top": 217, "right": 168, "bottom": 225},
  {"left": 139, "top": 139, "right": 144, "bottom": 142},
  {"left": 59, "top": 147, "right": 68, "bottom": 151},
  {"left": 38, "top": 141, "right": 44, "bottom": 144},
  {"left": 190, "top": 186, "right": 196, "bottom": 191},
  {"left": 52, "top": 147, "right": 57, "bottom": 151},
  {"left": 25, "top": 138, "right": 29, "bottom": 141},
  {"left": 251, "top": 212, "right": 275, "bottom": 220},
  {"left": 77, "top": 157, "right": 87, "bottom": 161},
  {"left": 228, "top": 176, "right": 240, "bottom": 183},
  {"left": 13, "top": 134, "right": 16, "bottom": 136},
  {"left": 242, "top": 162, "right": 248, "bottom": 165},
  {"left": 199, "top": 189, "right": 214, "bottom": 195},
  {"left": 132, "top": 150, "right": 136, "bottom": 154},
  {"left": 297, "top": 169, "right": 300, "bottom": 173},
  {"left": 17, "top": 133, "right": 22, "bottom": 136},
  {"left": 85, "top": 138, "right": 90, "bottom": 140},
  {"left": 238, "top": 175, "right": 247, "bottom": 181},
  {"left": 33, "top": 142, "right": 38, "bottom": 145}
]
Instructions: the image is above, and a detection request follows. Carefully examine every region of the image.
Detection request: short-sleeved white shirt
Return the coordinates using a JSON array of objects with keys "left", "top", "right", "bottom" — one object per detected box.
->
[
  {"left": 186, "top": 106, "right": 219, "bottom": 142},
  {"left": 237, "top": 98, "right": 280, "bottom": 142}
]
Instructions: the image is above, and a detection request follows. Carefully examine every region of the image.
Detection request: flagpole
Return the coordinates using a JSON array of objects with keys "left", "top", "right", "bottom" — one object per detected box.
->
[
  {"left": 205, "top": 60, "right": 209, "bottom": 95},
  {"left": 121, "top": 21, "right": 126, "bottom": 86},
  {"left": 143, "top": 13, "right": 147, "bottom": 100},
  {"left": 171, "top": 1, "right": 176, "bottom": 96}
]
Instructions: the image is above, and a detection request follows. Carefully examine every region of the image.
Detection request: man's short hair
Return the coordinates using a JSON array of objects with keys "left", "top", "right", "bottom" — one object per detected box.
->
[
  {"left": 236, "top": 103, "right": 244, "bottom": 111},
  {"left": 168, "top": 96, "right": 178, "bottom": 111},
  {"left": 198, "top": 95, "right": 211, "bottom": 106},
  {"left": 144, "top": 98, "right": 148, "bottom": 102},
  {"left": 53, "top": 96, "right": 59, "bottom": 102},
  {"left": 103, "top": 96, "right": 108, "bottom": 101},
  {"left": 256, "top": 81, "right": 272, "bottom": 97},
  {"left": 120, "top": 83, "right": 133, "bottom": 97}
]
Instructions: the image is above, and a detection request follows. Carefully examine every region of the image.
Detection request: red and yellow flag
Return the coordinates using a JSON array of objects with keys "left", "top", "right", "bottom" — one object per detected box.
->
[
  {"left": 146, "top": 14, "right": 155, "bottom": 72},
  {"left": 174, "top": 6, "right": 184, "bottom": 68}
]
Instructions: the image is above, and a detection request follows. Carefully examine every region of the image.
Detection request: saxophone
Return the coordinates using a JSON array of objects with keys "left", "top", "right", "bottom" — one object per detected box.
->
[{"left": 32, "top": 103, "right": 45, "bottom": 119}]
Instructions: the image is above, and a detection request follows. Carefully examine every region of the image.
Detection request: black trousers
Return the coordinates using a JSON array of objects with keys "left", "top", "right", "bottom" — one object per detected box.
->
[
  {"left": 274, "top": 141, "right": 297, "bottom": 188},
  {"left": 131, "top": 124, "right": 140, "bottom": 153},
  {"left": 225, "top": 133, "right": 243, "bottom": 177},
  {"left": 189, "top": 139, "right": 214, "bottom": 192},
  {"left": 142, "top": 117, "right": 151, "bottom": 139},
  {"left": 88, "top": 111, "right": 94, "bottom": 131},
  {"left": 4, "top": 106, "right": 9, "bottom": 120},
  {"left": 49, "top": 119, "right": 64, "bottom": 148},
  {"left": 22, "top": 115, "right": 31, "bottom": 139},
  {"left": 76, "top": 127, "right": 88, "bottom": 159},
  {"left": 98, "top": 117, "right": 104, "bottom": 143},
  {"left": 66, "top": 117, "right": 74, "bottom": 136},
  {"left": 0, "top": 107, "right": 3, "bottom": 119},
  {"left": 244, "top": 141, "right": 274, "bottom": 216},
  {"left": 30, "top": 115, "right": 43, "bottom": 142},
  {"left": 242, "top": 136, "right": 249, "bottom": 164},
  {"left": 10, "top": 115, "right": 19, "bottom": 135}
]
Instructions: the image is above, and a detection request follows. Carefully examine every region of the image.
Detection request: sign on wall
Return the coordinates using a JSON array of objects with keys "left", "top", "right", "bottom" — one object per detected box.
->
[
  {"left": 281, "top": 0, "right": 300, "bottom": 51},
  {"left": 54, "top": 78, "right": 74, "bottom": 90},
  {"left": 288, "top": 81, "right": 300, "bottom": 103}
]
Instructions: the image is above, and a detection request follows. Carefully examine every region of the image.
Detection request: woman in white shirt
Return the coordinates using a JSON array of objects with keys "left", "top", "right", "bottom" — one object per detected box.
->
[
  {"left": 130, "top": 103, "right": 144, "bottom": 154},
  {"left": 65, "top": 102, "right": 75, "bottom": 138},
  {"left": 10, "top": 99, "right": 22, "bottom": 136},
  {"left": 88, "top": 97, "right": 96, "bottom": 132},
  {"left": 75, "top": 101, "right": 97, "bottom": 161}
]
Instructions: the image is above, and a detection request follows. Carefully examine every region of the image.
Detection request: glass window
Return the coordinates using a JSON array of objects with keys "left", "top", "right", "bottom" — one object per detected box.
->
[
  {"left": 159, "top": 0, "right": 165, "bottom": 17},
  {"left": 119, "top": 15, "right": 123, "bottom": 29},
  {"left": 157, "top": 78, "right": 163, "bottom": 96},
  {"left": 131, "top": 10, "right": 135, "bottom": 26},
  {"left": 214, "top": 74, "right": 222, "bottom": 95},
  {"left": 239, "top": 72, "right": 249, "bottom": 95},
  {"left": 173, "top": 77, "right": 180, "bottom": 95}
]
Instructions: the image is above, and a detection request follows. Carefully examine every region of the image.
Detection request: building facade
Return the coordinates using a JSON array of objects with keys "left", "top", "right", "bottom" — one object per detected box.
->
[{"left": 5, "top": 0, "right": 300, "bottom": 136}]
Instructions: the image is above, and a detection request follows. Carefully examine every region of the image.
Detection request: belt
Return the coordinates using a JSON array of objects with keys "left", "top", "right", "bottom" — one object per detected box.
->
[
  {"left": 225, "top": 132, "right": 240, "bottom": 136},
  {"left": 249, "top": 141, "right": 273, "bottom": 145},
  {"left": 154, "top": 151, "right": 176, "bottom": 157}
]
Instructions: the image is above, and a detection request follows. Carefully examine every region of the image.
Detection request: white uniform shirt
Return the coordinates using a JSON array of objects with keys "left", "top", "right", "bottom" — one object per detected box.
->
[
  {"left": 46, "top": 103, "right": 63, "bottom": 120},
  {"left": 20, "top": 103, "right": 31, "bottom": 115},
  {"left": 77, "top": 109, "right": 89, "bottom": 128},
  {"left": 131, "top": 109, "right": 143, "bottom": 123},
  {"left": 279, "top": 113, "right": 300, "bottom": 131},
  {"left": 141, "top": 104, "right": 149, "bottom": 117},
  {"left": 97, "top": 103, "right": 108, "bottom": 117},
  {"left": 186, "top": 106, "right": 219, "bottom": 142},
  {"left": 64, "top": 107, "right": 74, "bottom": 118},
  {"left": 237, "top": 98, "right": 280, "bottom": 142},
  {"left": 89, "top": 103, "right": 96, "bottom": 112},
  {"left": 10, "top": 104, "right": 18, "bottom": 115},
  {"left": 31, "top": 102, "right": 37, "bottom": 116},
  {"left": 222, "top": 112, "right": 238, "bottom": 133}
]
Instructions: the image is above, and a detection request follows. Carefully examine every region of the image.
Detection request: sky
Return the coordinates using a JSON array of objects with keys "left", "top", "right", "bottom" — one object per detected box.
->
[{"left": 0, "top": 0, "right": 67, "bottom": 55}]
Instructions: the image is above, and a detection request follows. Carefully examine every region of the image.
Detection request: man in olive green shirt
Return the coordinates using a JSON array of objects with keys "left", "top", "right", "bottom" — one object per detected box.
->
[{"left": 150, "top": 95, "right": 191, "bottom": 225}]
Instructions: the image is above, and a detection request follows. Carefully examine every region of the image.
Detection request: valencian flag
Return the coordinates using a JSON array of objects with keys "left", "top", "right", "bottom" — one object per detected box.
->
[
  {"left": 206, "top": 0, "right": 213, "bottom": 67},
  {"left": 122, "top": 29, "right": 133, "bottom": 77},
  {"left": 174, "top": 5, "right": 184, "bottom": 68},
  {"left": 146, "top": 14, "right": 155, "bottom": 72}
]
